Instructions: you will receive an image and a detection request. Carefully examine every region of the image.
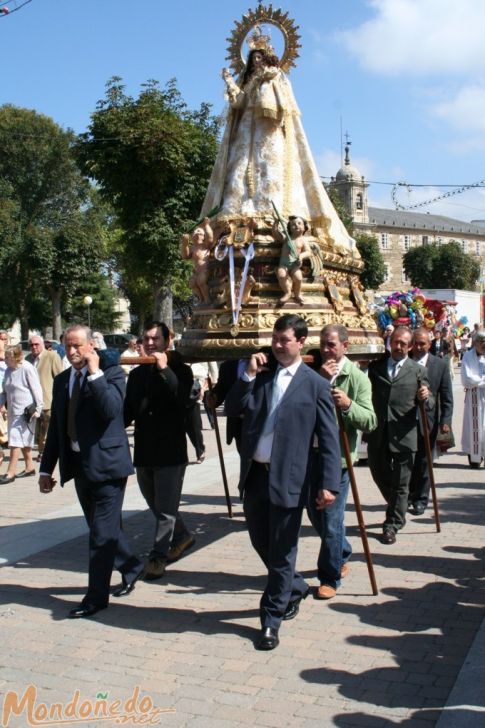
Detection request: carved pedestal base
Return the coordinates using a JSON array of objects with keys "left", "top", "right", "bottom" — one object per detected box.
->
[{"left": 178, "top": 227, "right": 383, "bottom": 361}]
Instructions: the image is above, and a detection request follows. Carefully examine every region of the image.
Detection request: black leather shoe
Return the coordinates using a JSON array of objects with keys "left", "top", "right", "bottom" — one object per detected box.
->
[
  {"left": 382, "top": 528, "right": 396, "bottom": 545},
  {"left": 282, "top": 585, "right": 311, "bottom": 621},
  {"left": 411, "top": 503, "right": 425, "bottom": 516},
  {"left": 255, "top": 627, "right": 279, "bottom": 650},
  {"left": 0, "top": 475, "right": 15, "bottom": 485},
  {"left": 68, "top": 603, "right": 107, "bottom": 619},
  {"left": 112, "top": 569, "right": 144, "bottom": 598}
]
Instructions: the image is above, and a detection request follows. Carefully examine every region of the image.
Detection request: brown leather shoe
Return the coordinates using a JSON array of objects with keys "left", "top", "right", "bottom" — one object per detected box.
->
[
  {"left": 144, "top": 557, "right": 166, "bottom": 581},
  {"left": 316, "top": 585, "right": 337, "bottom": 600},
  {"left": 167, "top": 535, "right": 195, "bottom": 563},
  {"left": 341, "top": 564, "right": 350, "bottom": 578}
]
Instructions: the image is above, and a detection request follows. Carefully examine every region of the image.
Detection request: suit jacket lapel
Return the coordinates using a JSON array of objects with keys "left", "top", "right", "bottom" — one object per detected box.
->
[{"left": 280, "top": 362, "right": 307, "bottom": 403}]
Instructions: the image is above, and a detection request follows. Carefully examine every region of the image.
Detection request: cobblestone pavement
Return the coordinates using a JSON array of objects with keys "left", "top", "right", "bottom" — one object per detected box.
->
[{"left": 0, "top": 375, "right": 484, "bottom": 727}]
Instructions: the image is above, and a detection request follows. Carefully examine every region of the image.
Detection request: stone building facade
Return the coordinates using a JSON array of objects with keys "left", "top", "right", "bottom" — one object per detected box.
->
[{"left": 330, "top": 145, "right": 485, "bottom": 294}]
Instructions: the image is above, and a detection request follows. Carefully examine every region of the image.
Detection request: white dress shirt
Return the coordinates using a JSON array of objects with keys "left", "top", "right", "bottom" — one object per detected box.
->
[{"left": 243, "top": 360, "right": 302, "bottom": 463}]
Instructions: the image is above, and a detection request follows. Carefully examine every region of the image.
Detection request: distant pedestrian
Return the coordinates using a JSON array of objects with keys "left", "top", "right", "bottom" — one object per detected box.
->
[
  {"left": 26, "top": 334, "right": 63, "bottom": 461},
  {"left": 0, "top": 345, "right": 43, "bottom": 484},
  {"left": 461, "top": 330, "right": 485, "bottom": 468}
]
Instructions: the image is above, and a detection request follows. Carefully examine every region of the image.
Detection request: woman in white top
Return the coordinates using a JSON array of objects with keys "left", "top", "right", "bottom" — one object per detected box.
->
[{"left": 0, "top": 345, "right": 43, "bottom": 483}]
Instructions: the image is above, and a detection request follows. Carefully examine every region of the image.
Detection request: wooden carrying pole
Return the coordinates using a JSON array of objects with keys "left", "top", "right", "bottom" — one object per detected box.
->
[
  {"left": 418, "top": 399, "right": 441, "bottom": 532},
  {"left": 335, "top": 407, "right": 379, "bottom": 596},
  {"left": 207, "top": 376, "right": 233, "bottom": 518}
]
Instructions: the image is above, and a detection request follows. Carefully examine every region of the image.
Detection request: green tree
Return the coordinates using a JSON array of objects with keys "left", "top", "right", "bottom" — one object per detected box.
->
[
  {"left": 403, "top": 241, "right": 480, "bottom": 290},
  {"left": 66, "top": 270, "right": 123, "bottom": 332},
  {"left": 354, "top": 233, "right": 387, "bottom": 290},
  {"left": 325, "top": 183, "right": 354, "bottom": 235},
  {"left": 76, "top": 77, "right": 221, "bottom": 325},
  {"left": 0, "top": 105, "right": 104, "bottom": 337}
]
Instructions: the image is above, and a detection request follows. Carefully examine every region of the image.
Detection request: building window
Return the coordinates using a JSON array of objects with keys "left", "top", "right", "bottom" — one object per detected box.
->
[
  {"left": 381, "top": 233, "right": 389, "bottom": 250},
  {"left": 422, "top": 235, "right": 429, "bottom": 245},
  {"left": 437, "top": 237, "right": 443, "bottom": 246},
  {"left": 476, "top": 240, "right": 481, "bottom": 255},
  {"left": 356, "top": 192, "right": 363, "bottom": 210},
  {"left": 461, "top": 240, "right": 468, "bottom": 254},
  {"left": 401, "top": 268, "right": 408, "bottom": 283},
  {"left": 384, "top": 263, "right": 391, "bottom": 283},
  {"left": 404, "top": 235, "right": 411, "bottom": 251}
]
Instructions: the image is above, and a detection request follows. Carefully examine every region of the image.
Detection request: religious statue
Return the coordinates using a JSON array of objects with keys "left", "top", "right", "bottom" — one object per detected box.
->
[
  {"left": 201, "top": 20, "right": 357, "bottom": 256},
  {"left": 273, "top": 215, "right": 312, "bottom": 305},
  {"left": 180, "top": 217, "right": 215, "bottom": 304}
]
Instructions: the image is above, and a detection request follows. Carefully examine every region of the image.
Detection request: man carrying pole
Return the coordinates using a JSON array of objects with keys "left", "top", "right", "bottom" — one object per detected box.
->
[{"left": 307, "top": 324, "right": 377, "bottom": 600}]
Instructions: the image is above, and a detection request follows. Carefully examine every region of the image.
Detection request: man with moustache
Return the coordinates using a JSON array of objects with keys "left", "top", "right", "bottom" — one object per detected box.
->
[{"left": 367, "top": 326, "right": 434, "bottom": 545}]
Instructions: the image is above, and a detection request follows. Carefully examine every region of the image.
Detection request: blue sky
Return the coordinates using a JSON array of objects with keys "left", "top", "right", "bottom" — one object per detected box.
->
[{"left": 2, "top": 0, "right": 485, "bottom": 221}]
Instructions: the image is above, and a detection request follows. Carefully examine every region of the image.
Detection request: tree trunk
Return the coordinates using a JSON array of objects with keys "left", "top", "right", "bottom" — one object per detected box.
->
[
  {"left": 51, "top": 288, "right": 62, "bottom": 340},
  {"left": 19, "top": 300, "right": 29, "bottom": 341},
  {"left": 153, "top": 286, "right": 173, "bottom": 327}
]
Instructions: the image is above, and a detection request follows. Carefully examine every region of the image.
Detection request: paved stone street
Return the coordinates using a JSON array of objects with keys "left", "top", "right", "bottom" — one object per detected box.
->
[{"left": 0, "top": 373, "right": 484, "bottom": 727}]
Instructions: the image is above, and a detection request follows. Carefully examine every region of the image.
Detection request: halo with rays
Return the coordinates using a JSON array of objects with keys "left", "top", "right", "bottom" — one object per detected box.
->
[{"left": 225, "top": 4, "right": 301, "bottom": 76}]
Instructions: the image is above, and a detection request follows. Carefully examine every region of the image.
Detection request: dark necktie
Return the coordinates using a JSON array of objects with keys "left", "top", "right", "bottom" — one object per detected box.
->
[{"left": 67, "top": 371, "right": 82, "bottom": 442}]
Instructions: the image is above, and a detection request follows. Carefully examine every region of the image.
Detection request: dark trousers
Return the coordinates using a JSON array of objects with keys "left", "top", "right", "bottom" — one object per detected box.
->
[
  {"left": 74, "top": 471, "right": 143, "bottom": 607},
  {"left": 409, "top": 431, "right": 435, "bottom": 508},
  {"left": 185, "top": 404, "right": 205, "bottom": 459},
  {"left": 368, "top": 445, "right": 415, "bottom": 532},
  {"left": 136, "top": 464, "right": 188, "bottom": 560},
  {"left": 243, "top": 462, "right": 308, "bottom": 630}
]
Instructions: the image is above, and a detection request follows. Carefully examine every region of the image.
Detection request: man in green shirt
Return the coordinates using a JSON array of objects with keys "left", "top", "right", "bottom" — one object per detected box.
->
[{"left": 307, "top": 324, "right": 377, "bottom": 599}]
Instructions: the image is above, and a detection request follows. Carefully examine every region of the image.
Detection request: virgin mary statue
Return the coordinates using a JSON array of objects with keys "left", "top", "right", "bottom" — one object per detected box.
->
[{"left": 201, "top": 20, "right": 357, "bottom": 257}]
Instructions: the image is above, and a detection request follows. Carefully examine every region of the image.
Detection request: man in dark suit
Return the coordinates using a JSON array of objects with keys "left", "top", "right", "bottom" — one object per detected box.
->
[
  {"left": 367, "top": 325, "right": 434, "bottom": 545},
  {"left": 409, "top": 327, "right": 453, "bottom": 514},
  {"left": 225, "top": 314, "right": 341, "bottom": 651},
  {"left": 124, "top": 322, "right": 193, "bottom": 579},
  {"left": 208, "top": 359, "right": 246, "bottom": 453},
  {"left": 39, "top": 324, "right": 143, "bottom": 618}
]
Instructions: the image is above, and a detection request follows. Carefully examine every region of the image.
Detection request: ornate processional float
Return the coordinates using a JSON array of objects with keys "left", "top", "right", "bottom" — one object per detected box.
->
[{"left": 178, "top": 4, "right": 383, "bottom": 361}]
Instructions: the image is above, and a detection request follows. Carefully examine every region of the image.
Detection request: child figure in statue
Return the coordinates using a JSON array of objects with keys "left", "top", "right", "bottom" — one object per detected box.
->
[
  {"left": 274, "top": 215, "right": 312, "bottom": 305},
  {"left": 180, "top": 218, "right": 215, "bottom": 304}
]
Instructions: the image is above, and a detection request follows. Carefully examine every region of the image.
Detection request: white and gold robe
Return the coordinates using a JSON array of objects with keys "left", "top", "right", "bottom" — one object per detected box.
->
[{"left": 202, "top": 67, "right": 357, "bottom": 257}]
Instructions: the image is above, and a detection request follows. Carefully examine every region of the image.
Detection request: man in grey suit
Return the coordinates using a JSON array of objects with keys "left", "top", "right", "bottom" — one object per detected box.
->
[
  {"left": 367, "top": 326, "right": 434, "bottom": 545},
  {"left": 410, "top": 327, "right": 453, "bottom": 515},
  {"left": 225, "top": 314, "right": 341, "bottom": 650}
]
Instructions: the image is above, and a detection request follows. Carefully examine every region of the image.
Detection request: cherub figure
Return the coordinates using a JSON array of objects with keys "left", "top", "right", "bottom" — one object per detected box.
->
[
  {"left": 273, "top": 215, "right": 312, "bottom": 305},
  {"left": 180, "top": 217, "right": 215, "bottom": 304}
]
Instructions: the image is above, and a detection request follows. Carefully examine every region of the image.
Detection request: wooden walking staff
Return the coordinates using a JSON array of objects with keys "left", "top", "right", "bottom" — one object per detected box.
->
[
  {"left": 335, "top": 406, "right": 379, "bottom": 596},
  {"left": 120, "top": 355, "right": 234, "bottom": 518},
  {"left": 418, "top": 399, "right": 441, "bottom": 532},
  {"left": 206, "top": 375, "right": 233, "bottom": 518}
]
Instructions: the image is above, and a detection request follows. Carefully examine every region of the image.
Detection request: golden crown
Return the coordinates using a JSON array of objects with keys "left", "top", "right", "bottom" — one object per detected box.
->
[{"left": 247, "top": 25, "right": 275, "bottom": 55}]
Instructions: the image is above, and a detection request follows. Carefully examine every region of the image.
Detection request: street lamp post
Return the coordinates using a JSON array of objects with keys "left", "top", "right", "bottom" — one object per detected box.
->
[{"left": 83, "top": 295, "right": 93, "bottom": 328}]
